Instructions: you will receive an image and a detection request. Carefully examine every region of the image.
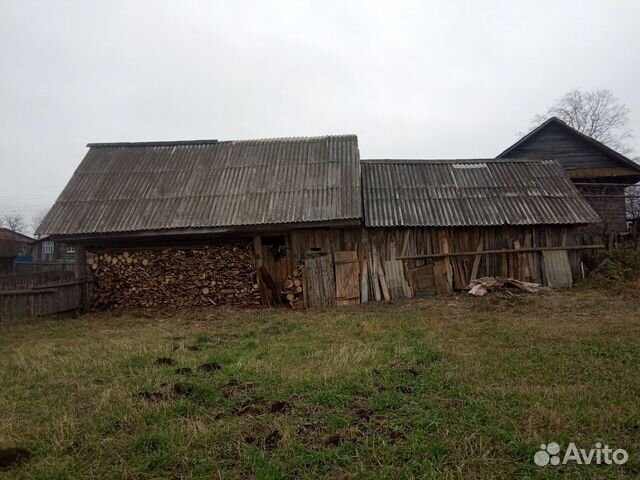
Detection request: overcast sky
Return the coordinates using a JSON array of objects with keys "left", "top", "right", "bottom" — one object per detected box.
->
[{"left": 1, "top": 0, "right": 639, "bottom": 234}]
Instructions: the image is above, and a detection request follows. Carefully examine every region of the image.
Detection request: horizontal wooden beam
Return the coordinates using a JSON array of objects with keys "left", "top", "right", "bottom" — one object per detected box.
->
[
  {"left": 397, "top": 244, "right": 605, "bottom": 261},
  {"left": 0, "top": 289, "right": 57, "bottom": 296},
  {"left": 32, "top": 279, "right": 91, "bottom": 290}
]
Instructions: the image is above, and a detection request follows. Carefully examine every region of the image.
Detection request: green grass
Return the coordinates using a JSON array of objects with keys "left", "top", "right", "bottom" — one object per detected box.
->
[{"left": 1, "top": 288, "right": 639, "bottom": 479}]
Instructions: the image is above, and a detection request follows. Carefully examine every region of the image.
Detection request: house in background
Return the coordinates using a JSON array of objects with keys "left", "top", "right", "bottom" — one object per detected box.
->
[
  {"left": 30, "top": 235, "right": 76, "bottom": 262},
  {"left": 0, "top": 228, "right": 35, "bottom": 273},
  {"left": 497, "top": 117, "right": 640, "bottom": 234}
]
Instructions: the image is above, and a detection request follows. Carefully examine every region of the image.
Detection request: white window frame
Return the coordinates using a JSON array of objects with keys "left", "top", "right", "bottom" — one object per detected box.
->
[
  {"left": 65, "top": 245, "right": 76, "bottom": 254},
  {"left": 42, "top": 241, "right": 54, "bottom": 254}
]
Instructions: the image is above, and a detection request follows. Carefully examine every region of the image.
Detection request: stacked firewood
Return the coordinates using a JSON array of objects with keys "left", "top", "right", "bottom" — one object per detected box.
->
[
  {"left": 90, "top": 245, "right": 260, "bottom": 309},
  {"left": 281, "top": 262, "right": 304, "bottom": 309}
]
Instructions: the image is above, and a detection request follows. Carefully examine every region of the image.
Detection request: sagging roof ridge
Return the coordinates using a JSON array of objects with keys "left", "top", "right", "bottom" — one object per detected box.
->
[{"left": 87, "top": 134, "right": 357, "bottom": 149}]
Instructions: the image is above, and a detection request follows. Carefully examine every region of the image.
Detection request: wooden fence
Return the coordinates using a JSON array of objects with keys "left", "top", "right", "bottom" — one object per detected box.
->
[
  {"left": 0, "top": 271, "right": 75, "bottom": 291},
  {"left": 0, "top": 270, "right": 90, "bottom": 321},
  {"left": 13, "top": 261, "right": 75, "bottom": 273}
]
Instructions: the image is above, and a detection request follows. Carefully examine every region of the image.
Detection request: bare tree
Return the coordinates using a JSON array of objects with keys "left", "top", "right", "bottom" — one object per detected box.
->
[
  {"left": 31, "top": 208, "right": 49, "bottom": 237},
  {"left": 627, "top": 184, "right": 640, "bottom": 223},
  {"left": 1, "top": 213, "right": 28, "bottom": 234},
  {"left": 533, "top": 89, "right": 633, "bottom": 154}
]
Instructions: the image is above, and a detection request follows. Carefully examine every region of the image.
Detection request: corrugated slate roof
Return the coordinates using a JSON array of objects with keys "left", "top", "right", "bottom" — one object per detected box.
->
[
  {"left": 362, "top": 159, "right": 601, "bottom": 227},
  {"left": 38, "top": 135, "right": 361, "bottom": 235}
]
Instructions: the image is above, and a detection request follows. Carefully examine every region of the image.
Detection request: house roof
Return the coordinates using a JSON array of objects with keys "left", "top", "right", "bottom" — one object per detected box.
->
[
  {"left": 362, "top": 159, "right": 601, "bottom": 227},
  {"left": 497, "top": 117, "right": 640, "bottom": 173},
  {"left": 38, "top": 135, "right": 361, "bottom": 236},
  {"left": 0, "top": 228, "right": 35, "bottom": 243}
]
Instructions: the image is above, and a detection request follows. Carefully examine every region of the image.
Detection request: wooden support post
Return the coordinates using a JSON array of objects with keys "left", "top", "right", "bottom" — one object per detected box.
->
[
  {"left": 253, "top": 235, "right": 263, "bottom": 274},
  {"left": 74, "top": 245, "right": 90, "bottom": 314},
  {"left": 253, "top": 235, "right": 266, "bottom": 305},
  {"left": 470, "top": 239, "right": 483, "bottom": 283}
]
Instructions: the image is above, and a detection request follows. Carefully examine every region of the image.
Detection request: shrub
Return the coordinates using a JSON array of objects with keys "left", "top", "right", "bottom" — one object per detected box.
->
[{"left": 592, "top": 248, "right": 640, "bottom": 282}]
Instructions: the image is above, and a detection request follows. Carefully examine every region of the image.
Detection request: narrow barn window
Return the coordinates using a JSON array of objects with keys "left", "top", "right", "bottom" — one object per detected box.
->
[{"left": 42, "top": 241, "right": 54, "bottom": 254}]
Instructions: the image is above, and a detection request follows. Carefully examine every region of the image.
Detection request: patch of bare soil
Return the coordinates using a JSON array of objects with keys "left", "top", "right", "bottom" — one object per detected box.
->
[
  {"left": 0, "top": 448, "right": 32, "bottom": 470},
  {"left": 136, "top": 391, "right": 165, "bottom": 402},
  {"left": 198, "top": 362, "right": 221, "bottom": 372},
  {"left": 154, "top": 357, "right": 176, "bottom": 366}
]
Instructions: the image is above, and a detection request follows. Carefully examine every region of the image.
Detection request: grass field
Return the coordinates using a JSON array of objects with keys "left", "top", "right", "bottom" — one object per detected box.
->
[{"left": 1, "top": 287, "right": 639, "bottom": 479}]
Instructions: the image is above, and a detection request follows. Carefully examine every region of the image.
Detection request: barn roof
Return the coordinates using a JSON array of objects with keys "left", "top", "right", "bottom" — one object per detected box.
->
[
  {"left": 497, "top": 117, "right": 640, "bottom": 174},
  {"left": 38, "top": 135, "right": 361, "bottom": 236},
  {"left": 362, "top": 159, "right": 601, "bottom": 227}
]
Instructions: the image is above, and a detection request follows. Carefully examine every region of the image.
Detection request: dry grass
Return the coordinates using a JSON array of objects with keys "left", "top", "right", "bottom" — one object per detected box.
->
[{"left": 1, "top": 287, "right": 639, "bottom": 479}]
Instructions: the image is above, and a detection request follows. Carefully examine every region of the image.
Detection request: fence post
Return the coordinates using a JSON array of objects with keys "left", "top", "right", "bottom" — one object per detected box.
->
[{"left": 74, "top": 245, "right": 90, "bottom": 314}]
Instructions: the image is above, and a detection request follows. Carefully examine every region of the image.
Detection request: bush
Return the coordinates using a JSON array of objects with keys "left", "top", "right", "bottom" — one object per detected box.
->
[{"left": 592, "top": 248, "right": 640, "bottom": 282}]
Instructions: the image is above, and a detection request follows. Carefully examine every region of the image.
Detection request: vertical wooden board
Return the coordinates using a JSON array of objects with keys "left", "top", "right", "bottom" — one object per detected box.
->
[
  {"left": 335, "top": 251, "right": 360, "bottom": 305},
  {"left": 360, "top": 259, "right": 369, "bottom": 304},
  {"left": 383, "top": 259, "right": 413, "bottom": 299},
  {"left": 470, "top": 239, "right": 483, "bottom": 283},
  {"left": 433, "top": 260, "right": 453, "bottom": 294},
  {"left": 542, "top": 250, "right": 573, "bottom": 288},
  {"left": 368, "top": 254, "right": 381, "bottom": 301},
  {"left": 373, "top": 253, "right": 390, "bottom": 301}
]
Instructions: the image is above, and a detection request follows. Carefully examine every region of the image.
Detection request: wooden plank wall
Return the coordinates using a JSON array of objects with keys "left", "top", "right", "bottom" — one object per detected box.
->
[{"left": 291, "top": 225, "right": 594, "bottom": 305}]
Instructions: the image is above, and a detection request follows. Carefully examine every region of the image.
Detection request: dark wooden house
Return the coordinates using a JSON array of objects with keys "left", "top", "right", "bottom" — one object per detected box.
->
[
  {"left": 0, "top": 228, "right": 34, "bottom": 273},
  {"left": 497, "top": 117, "right": 640, "bottom": 233},
  {"left": 30, "top": 236, "right": 77, "bottom": 262}
]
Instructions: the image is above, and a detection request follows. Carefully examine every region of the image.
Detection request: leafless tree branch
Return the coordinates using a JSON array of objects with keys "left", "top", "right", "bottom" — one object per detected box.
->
[
  {"left": 532, "top": 89, "right": 633, "bottom": 155},
  {"left": 1, "top": 213, "right": 28, "bottom": 234}
]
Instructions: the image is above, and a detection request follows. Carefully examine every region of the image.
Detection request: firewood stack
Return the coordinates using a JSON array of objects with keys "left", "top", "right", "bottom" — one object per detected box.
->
[
  {"left": 90, "top": 245, "right": 261, "bottom": 309},
  {"left": 281, "top": 262, "right": 304, "bottom": 309}
]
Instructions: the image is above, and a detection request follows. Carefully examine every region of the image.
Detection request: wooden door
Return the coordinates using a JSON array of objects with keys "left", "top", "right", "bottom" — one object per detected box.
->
[
  {"left": 407, "top": 263, "right": 436, "bottom": 297},
  {"left": 304, "top": 254, "right": 336, "bottom": 307},
  {"left": 335, "top": 251, "right": 360, "bottom": 305}
]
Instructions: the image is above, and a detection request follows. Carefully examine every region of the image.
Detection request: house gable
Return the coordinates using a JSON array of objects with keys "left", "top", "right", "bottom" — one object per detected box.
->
[{"left": 497, "top": 117, "right": 640, "bottom": 181}]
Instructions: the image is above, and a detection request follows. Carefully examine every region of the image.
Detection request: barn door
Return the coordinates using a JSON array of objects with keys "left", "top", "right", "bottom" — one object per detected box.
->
[
  {"left": 334, "top": 251, "right": 360, "bottom": 305},
  {"left": 304, "top": 254, "right": 336, "bottom": 307},
  {"left": 407, "top": 263, "right": 436, "bottom": 297}
]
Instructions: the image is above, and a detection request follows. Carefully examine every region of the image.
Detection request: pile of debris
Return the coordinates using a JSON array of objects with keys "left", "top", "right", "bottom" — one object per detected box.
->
[
  {"left": 91, "top": 244, "right": 261, "bottom": 309},
  {"left": 467, "top": 277, "right": 541, "bottom": 296}
]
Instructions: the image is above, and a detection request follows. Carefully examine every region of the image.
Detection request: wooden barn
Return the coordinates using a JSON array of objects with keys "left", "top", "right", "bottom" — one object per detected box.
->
[
  {"left": 497, "top": 117, "right": 640, "bottom": 234},
  {"left": 38, "top": 135, "right": 601, "bottom": 310},
  {"left": 37, "top": 135, "right": 361, "bottom": 309},
  {"left": 291, "top": 158, "right": 601, "bottom": 305}
]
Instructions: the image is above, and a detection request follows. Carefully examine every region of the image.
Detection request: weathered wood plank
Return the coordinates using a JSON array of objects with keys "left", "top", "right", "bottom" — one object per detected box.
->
[{"left": 335, "top": 251, "right": 360, "bottom": 305}]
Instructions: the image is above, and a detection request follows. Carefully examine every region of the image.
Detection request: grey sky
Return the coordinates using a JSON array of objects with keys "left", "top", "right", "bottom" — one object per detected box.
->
[{"left": 2, "top": 0, "right": 639, "bottom": 234}]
